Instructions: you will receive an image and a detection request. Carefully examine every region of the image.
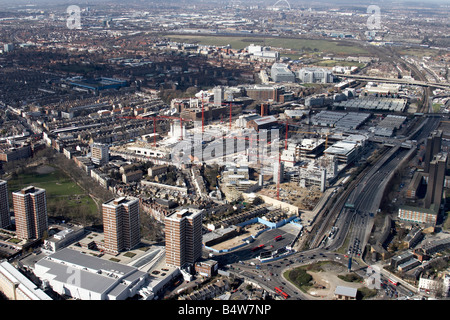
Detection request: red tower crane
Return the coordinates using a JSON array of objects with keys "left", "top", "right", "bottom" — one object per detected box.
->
[
  {"left": 218, "top": 102, "right": 234, "bottom": 130},
  {"left": 117, "top": 114, "right": 193, "bottom": 143},
  {"left": 276, "top": 119, "right": 303, "bottom": 150}
]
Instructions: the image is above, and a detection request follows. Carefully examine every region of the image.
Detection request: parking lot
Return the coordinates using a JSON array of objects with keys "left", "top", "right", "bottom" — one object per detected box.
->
[
  {"left": 256, "top": 224, "right": 298, "bottom": 249},
  {"left": 0, "top": 242, "right": 22, "bottom": 259},
  {"left": 208, "top": 222, "right": 301, "bottom": 266}
]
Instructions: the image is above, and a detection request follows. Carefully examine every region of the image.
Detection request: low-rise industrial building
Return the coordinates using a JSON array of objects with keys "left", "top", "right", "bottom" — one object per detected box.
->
[
  {"left": 334, "top": 96, "right": 407, "bottom": 112},
  {"left": 34, "top": 248, "right": 149, "bottom": 300},
  {"left": 246, "top": 115, "right": 278, "bottom": 131},
  {"left": 334, "top": 286, "right": 357, "bottom": 300}
]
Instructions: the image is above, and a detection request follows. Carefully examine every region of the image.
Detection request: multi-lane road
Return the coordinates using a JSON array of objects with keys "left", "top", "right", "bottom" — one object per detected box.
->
[
  {"left": 325, "top": 115, "right": 442, "bottom": 256},
  {"left": 211, "top": 115, "right": 444, "bottom": 300}
]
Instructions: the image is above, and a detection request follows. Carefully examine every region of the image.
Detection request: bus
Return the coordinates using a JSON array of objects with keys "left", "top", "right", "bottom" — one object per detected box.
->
[
  {"left": 251, "top": 244, "right": 264, "bottom": 252},
  {"left": 388, "top": 278, "right": 398, "bottom": 286},
  {"left": 274, "top": 287, "right": 289, "bottom": 299},
  {"left": 274, "top": 235, "right": 283, "bottom": 241}
]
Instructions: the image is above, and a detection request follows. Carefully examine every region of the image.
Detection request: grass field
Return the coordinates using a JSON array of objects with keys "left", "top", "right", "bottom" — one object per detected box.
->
[
  {"left": 165, "top": 34, "right": 370, "bottom": 56},
  {"left": 8, "top": 165, "right": 98, "bottom": 221},
  {"left": 313, "top": 59, "right": 366, "bottom": 68},
  {"left": 432, "top": 103, "right": 442, "bottom": 113},
  {"left": 396, "top": 47, "right": 441, "bottom": 58}
]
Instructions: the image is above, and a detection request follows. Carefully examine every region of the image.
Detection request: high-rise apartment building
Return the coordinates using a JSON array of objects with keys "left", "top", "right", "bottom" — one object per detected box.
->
[
  {"left": 91, "top": 143, "right": 109, "bottom": 166},
  {"left": 3, "top": 43, "right": 14, "bottom": 53},
  {"left": 165, "top": 208, "right": 203, "bottom": 268},
  {"left": 102, "top": 196, "right": 140, "bottom": 254},
  {"left": 424, "top": 152, "right": 447, "bottom": 209},
  {"left": 0, "top": 180, "right": 10, "bottom": 229},
  {"left": 424, "top": 130, "right": 442, "bottom": 173},
  {"left": 13, "top": 186, "right": 48, "bottom": 240},
  {"left": 213, "top": 86, "right": 224, "bottom": 106}
]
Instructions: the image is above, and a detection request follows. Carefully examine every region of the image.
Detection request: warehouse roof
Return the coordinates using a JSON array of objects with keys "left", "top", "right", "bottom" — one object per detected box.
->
[
  {"left": 35, "top": 248, "right": 147, "bottom": 298},
  {"left": 251, "top": 116, "right": 278, "bottom": 125},
  {"left": 334, "top": 286, "right": 357, "bottom": 298}
]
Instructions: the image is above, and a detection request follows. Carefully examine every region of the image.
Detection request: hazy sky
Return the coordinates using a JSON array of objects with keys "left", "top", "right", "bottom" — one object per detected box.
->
[{"left": 0, "top": 0, "right": 448, "bottom": 7}]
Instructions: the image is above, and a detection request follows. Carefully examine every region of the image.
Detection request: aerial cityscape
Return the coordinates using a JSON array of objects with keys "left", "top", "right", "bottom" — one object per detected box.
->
[{"left": 0, "top": 0, "right": 449, "bottom": 305}]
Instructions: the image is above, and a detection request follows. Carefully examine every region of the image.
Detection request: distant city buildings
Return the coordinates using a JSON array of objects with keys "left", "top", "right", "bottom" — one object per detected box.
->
[
  {"left": 245, "top": 85, "right": 286, "bottom": 102},
  {"left": 246, "top": 115, "right": 278, "bottom": 131},
  {"left": 3, "top": 43, "right": 13, "bottom": 53},
  {"left": 102, "top": 196, "right": 140, "bottom": 254},
  {"left": 12, "top": 186, "right": 48, "bottom": 240},
  {"left": 42, "top": 224, "right": 86, "bottom": 253},
  {"left": 247, "top": 44, "right": 279, "bottom": 62},
  {"left": 165, "top": 208, "right": 203, "bottom": 268},
  {"left": 122, "top": 169, "right": 143, "bottom": 184},
  {"left": 418, "top": 273, "right": 450, "bottom": 296},
  {"left": 65, "top": 77, "right": 128, "bottom": 94},
  {"left": 297, "top": 67, "right": 334, "bottom": 84},
  {"left": 222, "top": 164, "right": 253, "bottom": 192},
  {"left": 271, "top": 63, "right": 295, "bottom": 83}
]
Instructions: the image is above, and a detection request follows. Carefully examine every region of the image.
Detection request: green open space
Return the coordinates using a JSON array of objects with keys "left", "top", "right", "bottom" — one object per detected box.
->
[
  {"left": 313, "top": 59, "right": 366, "bottom": 69},
  {"left": 165, "top": 34, "right": 370, "bottom": 56},
  {"left": 283, "top": 266, "right": 313, "bottom": 293},
  {"left": 432, "top": 103, "right": 442, "bottom": 113},
  {"left": 396, "top": 47, "right": 441, "bottom": 58},
  {"left": 283, "top": 261, "right": 334, "bottom": 293},
  {"left": 7, "top": 165, "right": 98, "bottom": 224}
]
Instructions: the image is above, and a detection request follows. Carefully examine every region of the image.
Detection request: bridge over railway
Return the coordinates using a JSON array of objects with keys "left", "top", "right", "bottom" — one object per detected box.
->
[{"left": 334, "top": 74, "right": 450, "bottom": 90}]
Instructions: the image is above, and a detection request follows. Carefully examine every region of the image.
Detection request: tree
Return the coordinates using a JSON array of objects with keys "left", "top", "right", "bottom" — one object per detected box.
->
[
  {"left": 42, "top": 230, "right": 49, "bottom": 241},
  {"left": 253, "top": 196, "right": 264, "bottom": 206}
]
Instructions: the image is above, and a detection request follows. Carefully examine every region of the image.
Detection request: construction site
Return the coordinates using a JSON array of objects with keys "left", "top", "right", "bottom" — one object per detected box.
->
[
  {"left": 102, "top": 89, "right": 374, "bottom": 246},
  {"left": 258, "top": 182, "right": 323, "bottom": 212}
]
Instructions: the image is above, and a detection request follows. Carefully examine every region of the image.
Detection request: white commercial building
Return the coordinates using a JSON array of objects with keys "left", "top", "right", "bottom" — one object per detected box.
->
[
  {"left": 297, "top": 67, "right": 334, "bottom": 84},
  {"left": 324, "top": 141, "right": 359, "bottom": 164},
  {"left": 42, "top": 224, "right": 86, "bottom": 253},
  {"left": 418, "top": 274, "right": 450, "bottom": 296},
  {"left": 0, "top": 260, "right": 52, "bottom": 300},
  {"left": 247, "top": 44, "right": 279, "bottom": 62},
  {"left": 271, "top": 63, "right": 295, "bottom": 83},
  {"left": 324, "top": 134, "right": 368, "bottom": 164},
  {"left": 34, "top": 248, "right": 149, "bottom": 300}
]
